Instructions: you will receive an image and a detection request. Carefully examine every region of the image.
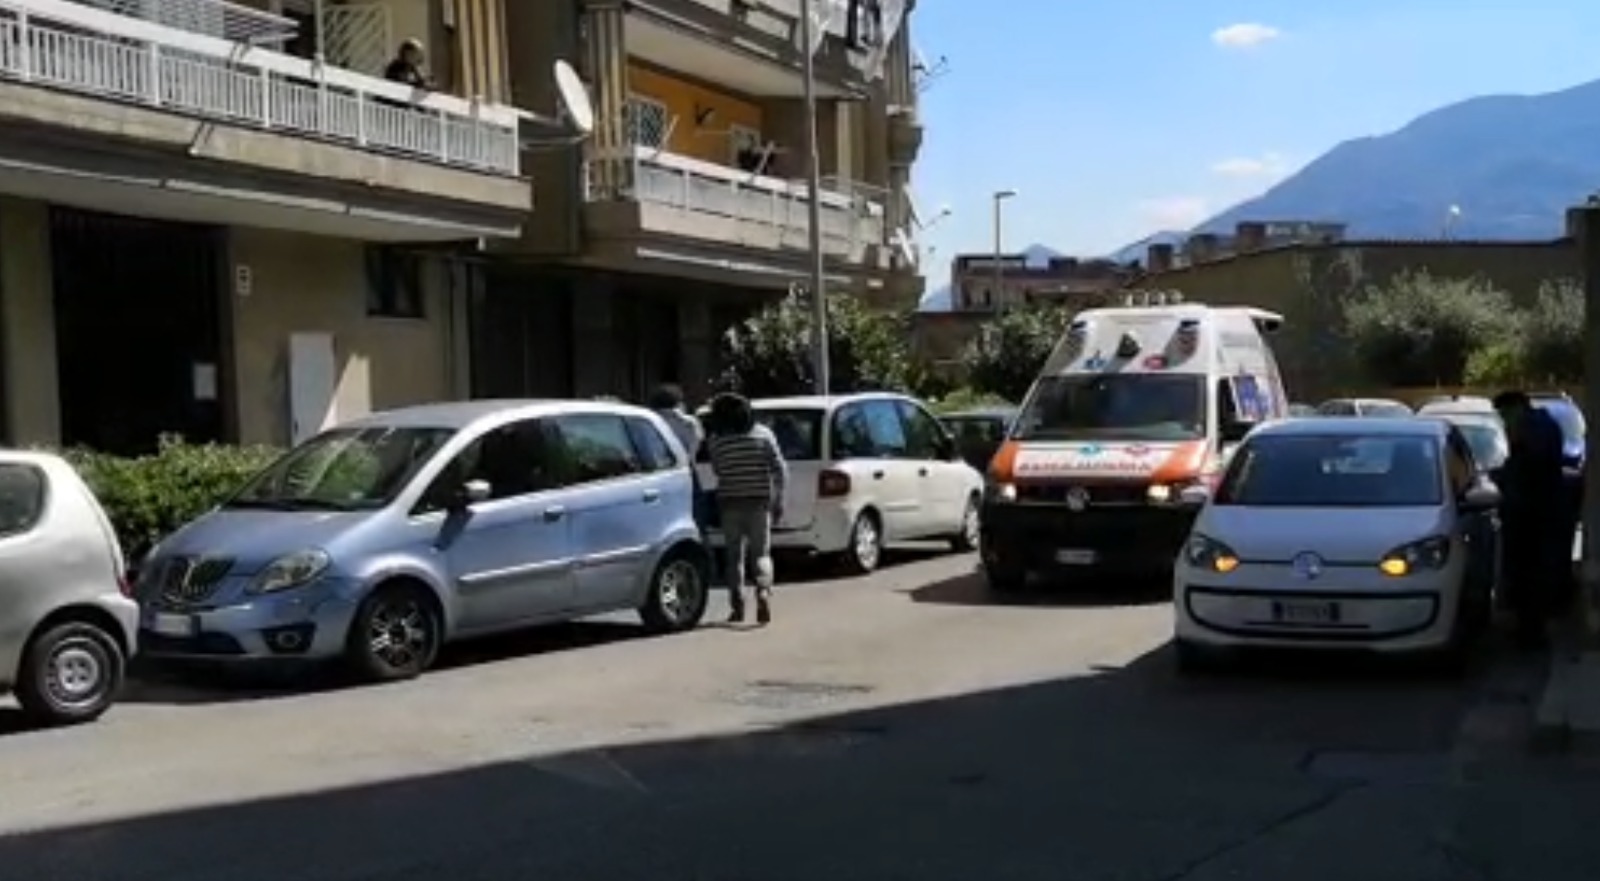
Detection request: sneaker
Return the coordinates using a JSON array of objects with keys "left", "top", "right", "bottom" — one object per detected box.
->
[{"left": 728, "top": 603, "right": 746, "bottom": 624}]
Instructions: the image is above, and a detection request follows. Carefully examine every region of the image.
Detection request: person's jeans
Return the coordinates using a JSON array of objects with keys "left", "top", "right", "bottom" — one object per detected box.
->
[{"left": 721, "top": 499, "right": 773, "bottom": 605}]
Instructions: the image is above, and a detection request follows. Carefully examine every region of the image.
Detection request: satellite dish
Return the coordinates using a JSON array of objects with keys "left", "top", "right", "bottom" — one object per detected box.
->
[{"left": 553, "top": 60, "right": 594, "bottom": 134}]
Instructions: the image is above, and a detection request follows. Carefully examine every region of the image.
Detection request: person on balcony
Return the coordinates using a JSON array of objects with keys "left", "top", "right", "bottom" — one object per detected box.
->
[{"left": 384, "top": 39, "right": 432, "bottom": 89}]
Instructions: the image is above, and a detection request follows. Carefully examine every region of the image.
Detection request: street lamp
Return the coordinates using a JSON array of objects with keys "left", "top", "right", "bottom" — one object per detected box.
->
[
  {"left": 991, "top": 189, "right": 1017, "bottom": 309},
  {"left": 799, "top": 0, "right": 829, "bottom": 394}
]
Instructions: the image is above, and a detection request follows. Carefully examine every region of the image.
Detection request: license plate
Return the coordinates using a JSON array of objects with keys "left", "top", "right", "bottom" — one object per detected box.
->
[
  {"left": 1055, "top": 549, "right": 1097, "bottom": 565},
  {"left": 149, "top": 612, "right": 197, "bottom": 637},
  {"left": 1271, "top": 600, "right": 1339, "bottom": 624}
]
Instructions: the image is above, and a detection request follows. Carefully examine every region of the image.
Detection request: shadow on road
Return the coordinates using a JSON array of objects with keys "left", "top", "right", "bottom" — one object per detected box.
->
[
  {"left": 906, "top": 568, "right": 1172, "bottom": 607},
  {"left": 0, "top": 633, "right": 1561, "bottom": 881},
  {"left": 766, "top": 545, "right": 956, "bottom": 585}
]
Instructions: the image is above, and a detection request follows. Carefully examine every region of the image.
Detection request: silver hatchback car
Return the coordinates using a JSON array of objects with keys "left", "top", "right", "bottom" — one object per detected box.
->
[
  {"left": 136, "top": 400, "right": 711, "bottom": 681},
  {"left": 0, "top": 451, "right": 138, "bottom": 725}
]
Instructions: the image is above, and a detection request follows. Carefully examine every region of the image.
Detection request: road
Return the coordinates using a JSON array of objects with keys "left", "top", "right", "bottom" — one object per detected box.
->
[{"left": 0, "top": 549, "right": 1596, "bottom": 881}]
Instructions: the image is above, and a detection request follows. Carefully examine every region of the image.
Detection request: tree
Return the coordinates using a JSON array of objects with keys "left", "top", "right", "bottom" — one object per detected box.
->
[
  {"left": 1341, "top": 270, "right": 1517, "bottom": 387},
  {"left": 1520, "top": 278, "right": 1583, "bottom": 383},
  {"left": 716, "top": 290, "right": 912, "bottom": 397},
  {"left": 963, "top": 304, "right": 1072, "bottom": 401}
]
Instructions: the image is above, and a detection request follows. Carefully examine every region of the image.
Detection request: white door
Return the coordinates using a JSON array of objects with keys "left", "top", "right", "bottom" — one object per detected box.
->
[
  {"left": 858, "top": 399, "right": 922, "bottom": 539},
  {"left": 895, "top": 399, "right": 964, "bottom": 536},
  {"left": 288, "top": 332, "right": 337, "bottom": 445}
]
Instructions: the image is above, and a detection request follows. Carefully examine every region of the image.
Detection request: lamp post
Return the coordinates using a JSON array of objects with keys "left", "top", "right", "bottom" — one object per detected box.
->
[
  {"left": 991, "top": 189, "right": 1017, "bottom": 309},
  {"left": 798, "top": 0, "right": 829, "bottom": 394}
]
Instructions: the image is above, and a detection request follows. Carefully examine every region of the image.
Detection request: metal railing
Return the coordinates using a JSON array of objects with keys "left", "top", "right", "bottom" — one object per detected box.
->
[
  {"left": 0, "top": 0, "right": 521, "bottom": 175},
  {"left": 81, "top": 0, "right": 297, "bottom": 44},
  {"left": 588, "top": 145, "right": 885, "bottom": 252}
]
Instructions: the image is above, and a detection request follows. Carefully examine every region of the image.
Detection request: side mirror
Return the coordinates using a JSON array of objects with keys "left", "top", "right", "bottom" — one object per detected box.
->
[
  {"left": 1459, "top": 481, "right": 1501, "bottom": 512},
  {"left": 1220, "top": 420, "right": 1251, "bottom": 443},
  {"left": 1178, "top": 484, "right": 1211, "bottom": 507}
]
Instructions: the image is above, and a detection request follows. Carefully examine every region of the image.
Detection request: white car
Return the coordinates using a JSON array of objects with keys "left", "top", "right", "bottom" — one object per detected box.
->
[
  {"left": 1172, "top": 417, "right": 1500, "bottom": 670},
  {"left": 696, "top": 393, "right": 984, "bottom": 573}
]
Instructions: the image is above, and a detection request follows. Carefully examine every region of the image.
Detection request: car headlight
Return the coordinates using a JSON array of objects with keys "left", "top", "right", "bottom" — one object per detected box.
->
[
  {"left": 1378, "top": 536, "right": 1450, "bottom": 577},
  {"left": 1148, "top": 479, "right": 1204, "bottom": 504},
  {"left": 985, "top": 480, "right": 1017, "bottom": 502},
  {"left": 249, "top": 549, "right": 332, "bottom": 594},
  {"left": 1185, "top": 534, "right": 1240, "bottom": 573}
]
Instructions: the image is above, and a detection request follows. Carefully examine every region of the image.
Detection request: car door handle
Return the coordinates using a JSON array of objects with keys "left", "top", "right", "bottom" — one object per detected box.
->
[
  {"left": 542, "top": 506, "right": 566, "bottom": 522},
  {"left": 918, "top": 467, "right": 929, "bottom": 477},
  {"left": 642, "top": 488, "right": 660, "bottom": 503},
  {"left": 872, "top": 470, "right": 885, "bottom": 479}
]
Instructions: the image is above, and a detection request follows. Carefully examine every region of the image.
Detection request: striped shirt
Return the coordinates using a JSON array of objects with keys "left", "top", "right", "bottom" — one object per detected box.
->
[{"left": 707, "top": 424, "right": 788, "bottom": 503}]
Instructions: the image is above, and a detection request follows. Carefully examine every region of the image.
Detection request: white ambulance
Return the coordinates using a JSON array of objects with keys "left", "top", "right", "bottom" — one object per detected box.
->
[{"left": 979, "top": 296, "right": 1288, "bottom": 592}]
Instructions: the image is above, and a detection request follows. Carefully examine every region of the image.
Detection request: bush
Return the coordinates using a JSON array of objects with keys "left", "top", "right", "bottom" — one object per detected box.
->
[
  {"left": 716, "top": 290, "right": 913, "bottom": 397},
  {"left": 1521, "top": 278, "right": 1583, "bottom": 383},
  {"left": 963, "top": 305, "right": 1072, "bottom": 401},
  {"left": 1342, "top": 271, "right": 1517, "bottom": 386},
  {"left": 62, "top": 436, "right": 281, "bottom": 562},
  {"left": 928, "top": 388, "right": 1012, "bottom": 414}
]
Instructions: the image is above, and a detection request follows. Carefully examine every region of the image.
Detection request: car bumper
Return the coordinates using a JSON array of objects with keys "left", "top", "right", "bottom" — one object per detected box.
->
[
  {"left": 979, "top": 502, "right": 1195, "bottom": 577},
  {"left": 1174, "top": 570, "right": 1458, "bottom": 653},
  {"left": 138, "top": 577, "right": 362, "bottom": 662},
  {"left": 704, "top": 503, "right": 857, "bottom": 555}
]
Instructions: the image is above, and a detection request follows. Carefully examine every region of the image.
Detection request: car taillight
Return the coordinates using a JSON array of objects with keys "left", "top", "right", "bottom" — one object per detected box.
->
[{"left": 817, "top": 469, "right": 851, "bottom": 498}]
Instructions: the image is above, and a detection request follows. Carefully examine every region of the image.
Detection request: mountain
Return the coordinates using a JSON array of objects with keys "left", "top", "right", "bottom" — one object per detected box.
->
[
  {"left": 917, "top": 243, "right": 1062, "bottom": 311},
  {"left": 1191, "top": 78, "right": 1600, "bottom": 240}
]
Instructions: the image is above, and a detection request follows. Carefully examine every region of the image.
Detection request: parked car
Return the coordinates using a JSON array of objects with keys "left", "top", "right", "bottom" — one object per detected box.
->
[
  {"left": 1172, "top": 418, "right": 1500, "bottom": 671},
  {"left": 1425, "top": 411, "right": 1509, "bottom": 473},
  {"left": 1531, "top": 392, "right": 1586, "bottom": 471},
  {"left": 1316, "top": 397, "right": 1413, "bottom": 417},
  {"left": 938, "top": 407, "right": 1018, "bottom": 472},
  {"left": 1416, "top": 394, "right": 1495, "bottom": 417},
  {"left": 0, "top": 451, "right": 138, "bottom": 724},
  {"left": 135, "top": 400, "right": 710, "bottom": 682},
  {"left": 695, "top": 393, "right": 984, "bottom": 573},
  {"left": 1286, "top": 403, "right": 1318, "bottom": 418}
]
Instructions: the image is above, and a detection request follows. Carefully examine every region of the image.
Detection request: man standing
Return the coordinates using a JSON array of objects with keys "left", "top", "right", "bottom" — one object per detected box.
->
[
  {"left": 1493, "top": 390, "right": 1568, "bottom": 648},
  {"left": 648, "top": 384, "right": 703, "bottom": 461},
  {"left": 704, "top": 393, "right": 787, "bottom": 625}
]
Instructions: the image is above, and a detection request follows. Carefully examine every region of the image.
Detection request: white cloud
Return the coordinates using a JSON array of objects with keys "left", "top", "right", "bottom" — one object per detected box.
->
[
  {"left": 1211, "top": 23, "right": 1280, "bottom": 49},
  {"left": 1137, "top": 197, "right": 1209, "bottom": 229},
  {"left": 1210, "top": 152, "right": 1289, "bottom": 178}
]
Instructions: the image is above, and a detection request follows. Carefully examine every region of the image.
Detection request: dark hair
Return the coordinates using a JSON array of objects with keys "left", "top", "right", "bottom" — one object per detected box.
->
[
  {"left": 706, "top": 392, "right": 754, "bottom": 436},
  {"left": 648, "top": 384, "right": 685, "bottom": 410},
  {"left": 1492, "top": 390, "right": 1530, "bottom": 411}
]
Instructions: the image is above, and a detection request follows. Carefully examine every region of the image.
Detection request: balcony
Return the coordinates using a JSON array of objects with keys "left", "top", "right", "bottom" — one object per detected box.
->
[{"left": 0, "top": 0, "right": 531, "bottom": 240}]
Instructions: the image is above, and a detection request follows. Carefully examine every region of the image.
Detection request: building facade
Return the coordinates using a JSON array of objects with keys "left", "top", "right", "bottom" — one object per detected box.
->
[
  {"left": 482, "top": 0, "right": 928, "bottom": 402},
  {"left": 949, "top": 252, "right": 1132, "bottom": 311},
  {"left": 0, "top": 0, "right": 534, "bottom": 453}
]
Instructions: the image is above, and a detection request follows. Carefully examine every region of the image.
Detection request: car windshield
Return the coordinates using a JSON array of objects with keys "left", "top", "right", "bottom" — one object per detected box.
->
[
  {"left": 698, "top": 408, "right": 823, "bottom": 461},
  {"left": 1215, "top": 434, "right": 1444, "bottom": 507},
  {"left": 1456, "top": 422, "right": 1508, "bottom": 469},
  {"left": 227, "top": 426, "right": 455, "bottom": 511},
  {"left": 1013, "top": 374, "right": 1205, "bottom": 441}
]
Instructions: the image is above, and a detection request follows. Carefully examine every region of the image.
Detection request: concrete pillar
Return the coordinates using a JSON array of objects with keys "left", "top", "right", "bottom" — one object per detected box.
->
[
  {"left": 1577, "top": 205, "right": 1600, "bottom": 644},
  {"left": 679, "top": 297, "right": 713, "bottom": 403},
  {"left": 571, "top": 276, "right": 614, "bottom": 396},
  {"left": 0, "top": 199, "right": 59, "bottom": 445}
]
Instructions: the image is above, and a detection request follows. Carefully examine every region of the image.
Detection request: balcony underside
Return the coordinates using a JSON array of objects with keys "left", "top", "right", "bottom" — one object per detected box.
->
[
  {"left": 626, "top": 1, "right": 860, "bottom": 98},
  {"left": 0, "top": 79, "right": 530, "bottom": 240}
]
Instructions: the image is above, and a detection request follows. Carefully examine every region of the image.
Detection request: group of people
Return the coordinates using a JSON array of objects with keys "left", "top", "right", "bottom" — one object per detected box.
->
[
  {"left": 648, "top": 385, "right": 789, "bottom": 627},
  {"left": 1493, "top": 390, "right": 1581, "bottom": 650}
]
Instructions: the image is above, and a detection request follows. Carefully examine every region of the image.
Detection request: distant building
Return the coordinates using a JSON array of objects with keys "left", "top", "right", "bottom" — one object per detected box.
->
[{"left": 949, "top": 253, "right": 1135, "bottom": 311}]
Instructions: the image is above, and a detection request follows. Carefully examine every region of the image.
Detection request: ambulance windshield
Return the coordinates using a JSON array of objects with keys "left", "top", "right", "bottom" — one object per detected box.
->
[{"left": 1013, "top": 374, "right": 1206, "bottom": 441}]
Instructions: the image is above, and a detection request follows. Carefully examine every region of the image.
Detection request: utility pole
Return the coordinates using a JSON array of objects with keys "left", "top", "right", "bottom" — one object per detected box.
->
[
  {"left": 798, "top": 0, "right": 829, "bottom": 394},
  {"left": 1577, "top": 203, "right": 1600, "bottom": 645},
  {"left": 991, "top": 189, "right": 1016, "bottom": 308}
]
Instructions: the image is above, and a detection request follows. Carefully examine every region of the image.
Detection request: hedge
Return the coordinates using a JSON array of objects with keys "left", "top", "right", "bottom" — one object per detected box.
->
[{"left": 59, "top": 436, "right": 282, "bottom": 564}]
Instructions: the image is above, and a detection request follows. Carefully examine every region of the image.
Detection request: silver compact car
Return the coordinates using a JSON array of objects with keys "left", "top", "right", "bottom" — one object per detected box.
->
[
  {"left": 0, "top": 451, "right": 138, "bottom": 725},
  {"left": 137, "top": 400, "right": 710, "bottom": 682},
  {"left": 1173, "top": 418, "right": 1500, "bottom": 670}
]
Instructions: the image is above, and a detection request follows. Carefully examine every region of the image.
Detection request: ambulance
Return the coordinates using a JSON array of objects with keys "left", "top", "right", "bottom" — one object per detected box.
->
[{"left": 979, "top": 295, "right": 1288, "bottom": 592}]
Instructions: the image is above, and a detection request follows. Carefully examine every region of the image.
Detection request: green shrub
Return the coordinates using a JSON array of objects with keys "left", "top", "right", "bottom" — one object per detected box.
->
[
  {"left": 1520, "top": 279, "right": 1583, "bottom": 383},
  {"left": 963, "top": 304, "right": 1072, "bottom": 401},
  {"left": 60, "top": 436, "right": 281, "bottom": 562},
  {"left": 928, "top": 388, "right": 1013, "bottom": 414},
  {"left": 1342, "top": 271, "right": 1518, "bottom": 386},
  {"left": 1463, "top": 341, "right": 1525, "bottom": 387},
  {"left": 716, "top": 290, "right": 913, "bottom": 396}
]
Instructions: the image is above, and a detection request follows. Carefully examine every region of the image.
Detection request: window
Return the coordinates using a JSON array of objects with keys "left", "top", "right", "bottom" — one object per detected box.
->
[
  {"left": 1316, "top": 400, "right": 1358, "bottom": 417},
  {"left": 0, "top": 464, "right": 45, "bottom": 537},
  {"left": 830, "top": 404, "right": 876, "bottom": 458},
  {"left": 862, "top": 400, "right": 909, "bottom": 456},
  {"left": 550, "top": 413, "right": 643, "bottom": 484},
  {"left": 944, "top": 415, "right": 1009, "bottom": 447},
  {"left": 753, "top": 408, "right": 824, "bottom": 460},
  {"left": 1444, "top": 429, "right": 1478, "bottom": 494},
  {"left": 624, "top": 95, "right": 669, "bottom": 148},
  {"left": 413, "top": 419, "right": 559, "bottom": 514},
  {"left": 365, "top": 246, "right": 426, "bottom": 319},
  {"left": 625, "top": 416, "right": 679, "bottom": 472},
  {"left": 895, "top": 400, "right": 946, "bottom": 459},
  {"left": 1215, "top": 434, "right": 1444, "bottom": 508},
  {"left": 1015, "top": 374, "right": 1205, "bottom": 442},
  {"left": 231, "top": 426, "right": 455, "bottom": 512}
]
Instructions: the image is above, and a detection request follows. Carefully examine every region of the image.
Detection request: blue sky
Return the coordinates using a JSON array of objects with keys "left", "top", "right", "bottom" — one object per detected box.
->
[{"left": 911, "top": 0, "right": 1600, "bottom": 276}]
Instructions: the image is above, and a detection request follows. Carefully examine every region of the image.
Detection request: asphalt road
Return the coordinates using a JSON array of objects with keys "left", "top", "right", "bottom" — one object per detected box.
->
[{"left": 0, "top": 549, "right": 1596, "bottom": 881}]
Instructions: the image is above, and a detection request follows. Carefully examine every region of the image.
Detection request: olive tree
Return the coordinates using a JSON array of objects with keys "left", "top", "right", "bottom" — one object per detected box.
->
[
  {"left": 1341, "top": 270, "right": 1518, "bottom": 387},
  {"left": 1520, "top": 278, "right": 1582, "bottom": 383}
]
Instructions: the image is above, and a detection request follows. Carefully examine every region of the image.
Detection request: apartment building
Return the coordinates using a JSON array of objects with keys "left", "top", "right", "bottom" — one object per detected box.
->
[
  {"left": 0, "top": 0, "right": 534, "bottom": 453},
  {"left": 950, "top": 253, "right": 1133, "bottom": 311},
  {"left": 482, "top": 0, "right": 927, "bottom": 402}
]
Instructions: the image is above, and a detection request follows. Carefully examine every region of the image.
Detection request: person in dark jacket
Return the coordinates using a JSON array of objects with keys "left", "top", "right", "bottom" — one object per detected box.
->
[
  {"left": 1493, "top": 390, "right": 1569, "bottom": 648},
  {"left": 383, "top": 39, "right": 432, "bottom": 88}
]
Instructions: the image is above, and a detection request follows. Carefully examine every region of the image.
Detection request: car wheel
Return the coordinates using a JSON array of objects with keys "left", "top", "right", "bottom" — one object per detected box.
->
[
  {"left": 15, "top": 621, "right": 126, "bottom": 726},
  {"left": 347, "top": 583, "right": 441, "bottom": 683},
  {"left": 839, "top": 511, "right": 883, "bottom": 575},
  {"left": 948, "top": 494, "right": 981, "bottom": 553},
  {"left": 639, "top": 549, "right": 710, "bottom": 633}
]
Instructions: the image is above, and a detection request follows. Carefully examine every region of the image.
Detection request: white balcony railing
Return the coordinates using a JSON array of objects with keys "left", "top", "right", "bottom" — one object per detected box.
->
[
  {"left": 589, "top": 146, "right": 885, "bottom": 252},
  {"left": 0, "top": 0, "right": 521, "bottom": 176}
]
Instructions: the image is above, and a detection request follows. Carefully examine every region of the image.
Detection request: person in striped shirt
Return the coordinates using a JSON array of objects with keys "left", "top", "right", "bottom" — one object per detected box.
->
[{"left": 704, "top": 393, "right": 788, "bottom": 625}]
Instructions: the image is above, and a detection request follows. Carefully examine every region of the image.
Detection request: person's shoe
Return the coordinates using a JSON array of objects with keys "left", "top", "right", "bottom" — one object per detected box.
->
[
  {"left": 756, "top": 590, "right": 772, "bottom": 625},
  {"left": 727, "top": 602, "right": 746, "bottom": 624}
]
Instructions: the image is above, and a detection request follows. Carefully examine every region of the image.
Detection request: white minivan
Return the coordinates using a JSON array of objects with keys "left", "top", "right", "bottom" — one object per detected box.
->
[{"left": 696, "top": 393, "right": 985, "bottom": 573}]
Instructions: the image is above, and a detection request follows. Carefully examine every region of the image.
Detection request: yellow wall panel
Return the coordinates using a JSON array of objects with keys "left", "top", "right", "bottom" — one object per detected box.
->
[{"left": 626, "top": 63, "right": 763, "bottom": 164}]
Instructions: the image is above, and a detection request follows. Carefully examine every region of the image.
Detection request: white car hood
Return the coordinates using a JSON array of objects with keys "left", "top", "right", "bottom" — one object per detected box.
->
[{"left": 1197, "top": 505, "right": 1449, "bottom": 563}]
